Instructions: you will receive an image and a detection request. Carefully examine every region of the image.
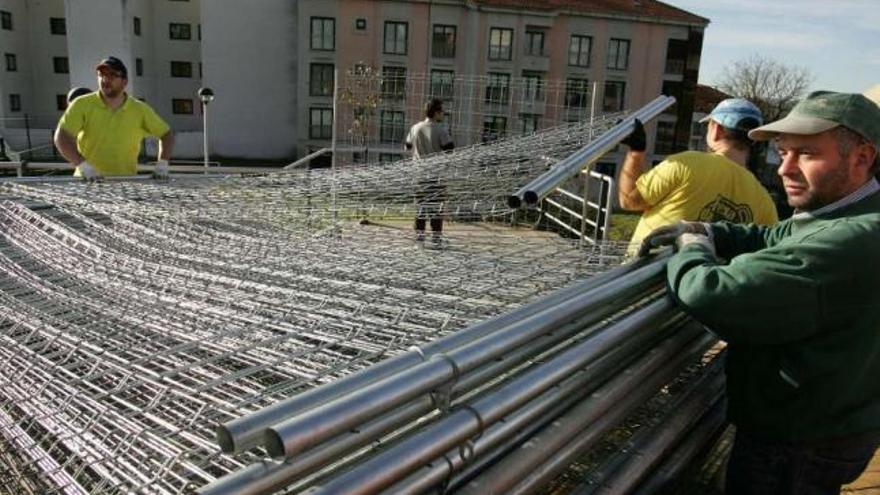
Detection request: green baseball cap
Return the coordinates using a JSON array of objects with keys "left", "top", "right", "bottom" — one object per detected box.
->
[{"left": 748, "top": 90, "right": 880, "bottom": 147}]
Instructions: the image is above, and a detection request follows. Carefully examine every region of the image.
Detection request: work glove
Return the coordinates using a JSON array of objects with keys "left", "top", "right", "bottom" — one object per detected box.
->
[
  {"left": 78, "top": 161, "right": 102, "bottom": 182},
  {"left": 153, "top": 159, "right": 170, "bottom": 180},
  {"left": 638, "top": 221, "right": 713, "bottom": 257},
  {"left": 621, "top": 118, "right": 647, "bottom": 152}
]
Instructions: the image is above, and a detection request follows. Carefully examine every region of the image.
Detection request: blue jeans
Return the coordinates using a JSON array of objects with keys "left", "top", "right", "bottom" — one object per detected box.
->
[{"left": 725, "top": 430, "right": 879, "bottom": 495}]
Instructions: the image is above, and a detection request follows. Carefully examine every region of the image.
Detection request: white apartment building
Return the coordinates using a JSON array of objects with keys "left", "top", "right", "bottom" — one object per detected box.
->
[
  {"left": 1, "top": 0, "right": 202, "bottom": 158},
  {"left": 1, "top": 0, "right": 708, "bottom": 164}
]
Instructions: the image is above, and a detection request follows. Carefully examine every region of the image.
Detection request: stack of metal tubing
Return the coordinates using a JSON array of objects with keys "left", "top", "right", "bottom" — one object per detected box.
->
[{"left": 203, "top": 252, "right": 724, "bottom": 495}]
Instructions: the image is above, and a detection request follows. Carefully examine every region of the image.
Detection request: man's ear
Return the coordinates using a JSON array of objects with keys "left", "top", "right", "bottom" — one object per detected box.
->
[{"left": 852, "top": 143, "right": 878, "bottom": 176}]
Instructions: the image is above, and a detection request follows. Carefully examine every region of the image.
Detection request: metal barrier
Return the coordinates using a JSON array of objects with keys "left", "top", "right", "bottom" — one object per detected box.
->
[
  {"left": 537, "top": 169, "right": 615, "bottom": 245},
  {"left": 202, "top": 251, "right": 724, "bottom": 495}
]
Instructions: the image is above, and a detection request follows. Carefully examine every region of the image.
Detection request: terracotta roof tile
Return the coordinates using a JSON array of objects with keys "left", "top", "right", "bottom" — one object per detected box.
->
[
  {"left": 694, "top": 84, "right": 732, "bottom": 113},
  {"left": 471, "top": 0, "right": 709, "bottom": 25}
]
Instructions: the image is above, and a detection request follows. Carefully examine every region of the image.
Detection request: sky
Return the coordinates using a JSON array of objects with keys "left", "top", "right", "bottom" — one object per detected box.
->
[{"left": 661, "top": 0, "right": 880, "bottom": 94}]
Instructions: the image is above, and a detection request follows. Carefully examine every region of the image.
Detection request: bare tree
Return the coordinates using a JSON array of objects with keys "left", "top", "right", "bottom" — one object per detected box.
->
[
  {"left": 337, "top": 62, "right": 382, "bottom": 162},
  {"left": 718, "top": 54, "right": 814, "bottom": 122}
]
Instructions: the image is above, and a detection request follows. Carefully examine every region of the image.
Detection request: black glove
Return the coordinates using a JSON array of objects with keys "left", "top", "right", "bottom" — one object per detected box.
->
[
  {"left": 638, "top": 222, "right": 710, "bottom": 257},
  {"left": 621, "top": 118, "right": 646, "bottom": 152}
]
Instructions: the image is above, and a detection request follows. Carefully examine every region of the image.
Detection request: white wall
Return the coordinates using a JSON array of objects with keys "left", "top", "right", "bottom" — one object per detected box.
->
[
  {"left": 151, "top": 0, "right": 201, "bottom": 131},
  {"left": 201, "top": 0, "right": 298, "bottom": 159},
  {"left": 1, "top": 0, "right": 33, "bottom": 124},
  {"left": 64, "top": 0, "right": 128, "bottom": 91}
]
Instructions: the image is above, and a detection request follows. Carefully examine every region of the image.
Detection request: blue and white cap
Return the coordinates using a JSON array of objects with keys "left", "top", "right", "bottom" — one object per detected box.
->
[{"left": 699, "top": 98, "right": 764, "bottom": 131}]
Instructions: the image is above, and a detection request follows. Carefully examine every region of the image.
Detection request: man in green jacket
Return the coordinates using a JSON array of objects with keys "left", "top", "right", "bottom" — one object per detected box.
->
[{"left": 641, "top": 91, "right": 880, "bottom": 495}]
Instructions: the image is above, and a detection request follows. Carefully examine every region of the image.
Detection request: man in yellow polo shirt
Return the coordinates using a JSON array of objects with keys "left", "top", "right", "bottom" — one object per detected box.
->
[
  {"left": 618, "top": 98, "right": 778, "bottom": 251},
  {"left": 54, "top": 56, "right": 174, "bottom": 181}
]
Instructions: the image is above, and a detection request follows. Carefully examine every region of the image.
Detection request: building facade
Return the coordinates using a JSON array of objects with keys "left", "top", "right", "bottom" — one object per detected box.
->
[{"left": 1, "top": 0, "right": 707, "bottom": 163}]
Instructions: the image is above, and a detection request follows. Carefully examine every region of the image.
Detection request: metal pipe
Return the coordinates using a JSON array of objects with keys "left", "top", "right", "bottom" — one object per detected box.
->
[
  {"left": 303, "top": 297, "right": 679, "bottom": 494},
  {"left": 507, "top": 96, "right": 675, "bottom": 208},
  {"left": 263, "top": 259, "right": 667, "bottom": 458},
  {"left": 572, "top": 358, "right": 725, "bottom": 495},
  {"left": 629, "top": 401, "right": 728, "bottom": 495},
  {"left": 383, "top": 314, "right": 689, "bottom": 495},
  {"left": 201, "top": 298, "right": 674, "bottom": 495},
  {"left": 465, "top": 331, "right": 716, "bottom": 495},
  {"left": 517, "top": 96, "right": 670, "bottom": 205},
  {"left": 216, "top": 255, "right": 662, "bottom": 454}
]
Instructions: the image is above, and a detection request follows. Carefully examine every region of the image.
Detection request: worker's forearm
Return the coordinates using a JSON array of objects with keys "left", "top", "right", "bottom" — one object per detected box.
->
[
  {"left": 158, "top": 132, "right": 175, "bottom": 161},
  {"left": 53, "top": 128, "right": 84, "bottom": 165},
  {"left": 618, "top": 151, "right": 648, "bottom": 210}
]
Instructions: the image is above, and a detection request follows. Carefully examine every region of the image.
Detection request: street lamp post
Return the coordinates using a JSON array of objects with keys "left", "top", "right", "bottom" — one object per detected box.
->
[{"left": 198, "top": 87, "right": 214, "bottom": 173}]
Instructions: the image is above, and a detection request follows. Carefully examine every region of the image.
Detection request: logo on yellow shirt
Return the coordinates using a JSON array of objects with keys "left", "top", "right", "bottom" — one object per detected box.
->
[{"left": 698, "top": 195, "right": 755, "bottom": 223}]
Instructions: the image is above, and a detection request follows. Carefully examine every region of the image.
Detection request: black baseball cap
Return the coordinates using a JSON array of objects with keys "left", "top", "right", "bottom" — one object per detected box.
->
[{"left": 95, "top": 56, "right": 128, "bottom": 78}]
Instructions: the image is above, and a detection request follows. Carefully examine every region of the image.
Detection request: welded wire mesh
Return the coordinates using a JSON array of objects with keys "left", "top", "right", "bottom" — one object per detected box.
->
[
  {"left": 0, "top": 115, "right": 631, "bottom": 494},
  {"left": 334, "top": 69, "right": 606, "bottom": 165}
]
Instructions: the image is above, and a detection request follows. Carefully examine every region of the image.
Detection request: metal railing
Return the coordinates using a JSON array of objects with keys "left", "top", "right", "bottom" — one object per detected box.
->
[{"left": 537, "top": 169, "right": 615, "bottom": 245}]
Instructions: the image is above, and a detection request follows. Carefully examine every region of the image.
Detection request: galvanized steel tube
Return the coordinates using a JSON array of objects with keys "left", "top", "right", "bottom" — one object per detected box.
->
[
  {"left": 216, "top": 255, "right": 658, "bottom": 454},
  {"left": 199, "top": 302, "right": 665, "bottom": 495},
  {"left": 507, "top": 95, "right": 676, "bottom": 208},
  {"left": 463, "top": 331, "right": 715, "bottom": 495},
  {"left": 304, "top": 297, "right": 679, "bottom": 494},
  {"left": 264, "top": 259, "right": 667, "bottom": 458},
  {"left": 383, "top": 313, "right": 689, "bottom": 495}
]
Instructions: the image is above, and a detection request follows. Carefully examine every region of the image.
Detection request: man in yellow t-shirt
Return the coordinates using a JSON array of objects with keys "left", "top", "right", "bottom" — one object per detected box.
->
[
  {"left": 54, "top": 57, "right": 174, "bottom": 181},
  {"left": 618, "top": 98, "right": 778, "bottom": 249}
]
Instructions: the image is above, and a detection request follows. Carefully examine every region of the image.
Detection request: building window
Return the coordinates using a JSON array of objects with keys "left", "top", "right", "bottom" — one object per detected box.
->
[
  {"left": 1, "top": 11, "right": 12, "bottom": 30},
  {"left": 521, "top": 114, "right": 539, "bottom": 134},
  {"left": 661, "top": 80, "right": 682, "bottom": 115},
  {"left": 569, "top": 35, "right": 592, "bottom": 67},
  {"left": 53, "top": 57, "right": 69, "bottom": 74},
  {"left": 9, "top": 94, "right": 21, "bottom": 112},
  {"left": 485, "top": 72, "right": 510, "bottom": 105},
  {"left": 135, "top": 58, "right": 143, "bottom": 76},
  {"left": 355, "top": 18, "right": 366, "bottom": 30},
  {"left": 524, "top": 30, "right": 545, "bottom": 56},
  {"left": 488, "top": 28, "right": 513, "bottom": 61},
  {"left": 607, "top": 38, "right": 630, "bottom": 70},
  {"left": 430, "top": 70, "right": 454, "bottom": 100},
  {"left": 665, "top": 38, "right": 687, "bottom": 75},
  {"left": 309, "top": 108, "right": 333, "bottom": 139},
  {"left": 521, "top": 71, "right": 544, "bottom": 103},
  {"left": 310, "top": 63, "right": 334, "bottom": 96},
  {"left": 381, "top": 66, "right": 406, "bottom": 100},
  {"left": 310, "top": 17, "right": 335, "bottom": 51},
  {"left": 384, "top": 21, "right": 408, "bottom": 55},
  {"left": 49, "top": 17, "right": 66, "bottom": 35},
  {"left": 172, "top": 98, "right": 194, "bottom": 114},
  {"left": 169, "top": 23, "right": 191, "bottom": 40},
  {"left": 482, "top": 116, "right": 507, "bottom": 141},
  {"left": 4, "top": 53, "right": 16, "bottom": 72},
  {"left": 432, "top": 24, "right": 456, "bottom": 58},
  {"left": 170, "top": 61, "right": 193, "bottom": 78},
  {"left": 133, "top": 16, "right": 141, "bottom": 36},
  {"left": 603, "top": 81, "right": 626, "bottom": 112},
  {"left": 56, "top": 94, "right": 67, "bottom": 111},
  {"left": 379, "top": 110, "right": 405, "bottom": 143},
  {"left": 565, "top": 78, "right": 590, "bottom": 108},
  {"left": 655, "top": 121, "right": 676, "bottom": 154}
]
